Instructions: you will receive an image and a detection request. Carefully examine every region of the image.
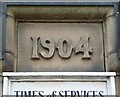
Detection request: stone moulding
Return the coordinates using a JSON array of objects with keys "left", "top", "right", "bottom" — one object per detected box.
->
[{"left": 1, "top": 2, "right": 119, "bottom": 71}]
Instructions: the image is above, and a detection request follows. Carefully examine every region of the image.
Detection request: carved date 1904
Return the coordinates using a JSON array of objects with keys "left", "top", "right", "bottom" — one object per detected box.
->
[{"left": 31, "top": 37, "right": 93, "bottom": 59}]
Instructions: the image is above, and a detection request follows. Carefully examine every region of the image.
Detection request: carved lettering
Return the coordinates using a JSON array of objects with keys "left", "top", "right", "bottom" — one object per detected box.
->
[
  {"left": 75, "top": 37, "right": 93, "bottom": 59},
  {"left": 31, "top": 37, "right": 40, "bottom": 59},
  {"left": 31, "top": 37, "right": 93, "bottom": 60},
  {"left": 57, "top": 37, "right": 73, "bottom": 58},
  {"left": 40, "top": 38, "right": 55, "bottom": 58}
]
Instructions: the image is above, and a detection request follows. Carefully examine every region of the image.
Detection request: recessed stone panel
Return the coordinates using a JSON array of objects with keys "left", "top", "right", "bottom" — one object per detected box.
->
[{"left": 17, "top": 23, "right": 104, "bottom": 71}]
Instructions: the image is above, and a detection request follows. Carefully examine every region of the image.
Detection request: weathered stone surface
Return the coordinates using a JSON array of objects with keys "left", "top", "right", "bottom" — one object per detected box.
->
[
  {"left": 0, "top": 2, "right": 119, "bottom": 97},
  {"left": 7, "top": 6, "right": 113, "bottom": 21},
  {"left": 17, "top": 23, "right": 104, "bottom": 72},
  {"left": 4, "top": 5, "right": 117, "bottom": 72},
  {"left": 3, "top": 14, "right": 15, "bottom": 71},
  {"left": 105, "top": 15, "right": 118, "bottom": 71},
  {"left": 5, "top": 6, "right": 115, "bottom": 72}
]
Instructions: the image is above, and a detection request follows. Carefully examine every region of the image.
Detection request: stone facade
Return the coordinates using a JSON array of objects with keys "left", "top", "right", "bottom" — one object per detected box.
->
[{"left": 0, "top": 0, "right": 120, "bottom": 96}]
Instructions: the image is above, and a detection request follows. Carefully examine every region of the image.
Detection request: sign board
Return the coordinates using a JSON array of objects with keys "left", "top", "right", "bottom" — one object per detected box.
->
[{"left": 3, "top": 72, "right": 116, "bottom": 96}]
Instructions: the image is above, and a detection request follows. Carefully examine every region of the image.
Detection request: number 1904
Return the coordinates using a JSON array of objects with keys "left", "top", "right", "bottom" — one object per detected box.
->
[{"left": 31, "top": 37, "right": 93, "bottom": 60}]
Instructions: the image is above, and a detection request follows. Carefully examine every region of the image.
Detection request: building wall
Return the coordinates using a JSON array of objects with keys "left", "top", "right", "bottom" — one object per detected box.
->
[{"left": 0, "top": 0, "right": 120, "bottom": 96}]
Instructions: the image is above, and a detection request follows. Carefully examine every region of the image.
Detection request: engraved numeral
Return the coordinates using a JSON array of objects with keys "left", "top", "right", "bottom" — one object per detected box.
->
[
  {"left": 57, "top": 37, "right": 73, "bottom": 58},
  {"left": 31, "top": 37, "right": 40, "bottom": 59},
  {"left": 31, "top": 37, "right": 93, "bottom": 60},
  {"left": 75, "top": 37, "right": 93, "bottom": 59},
  {"left": 40, "top": 38, "right": 55, "bottom": 58}
]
